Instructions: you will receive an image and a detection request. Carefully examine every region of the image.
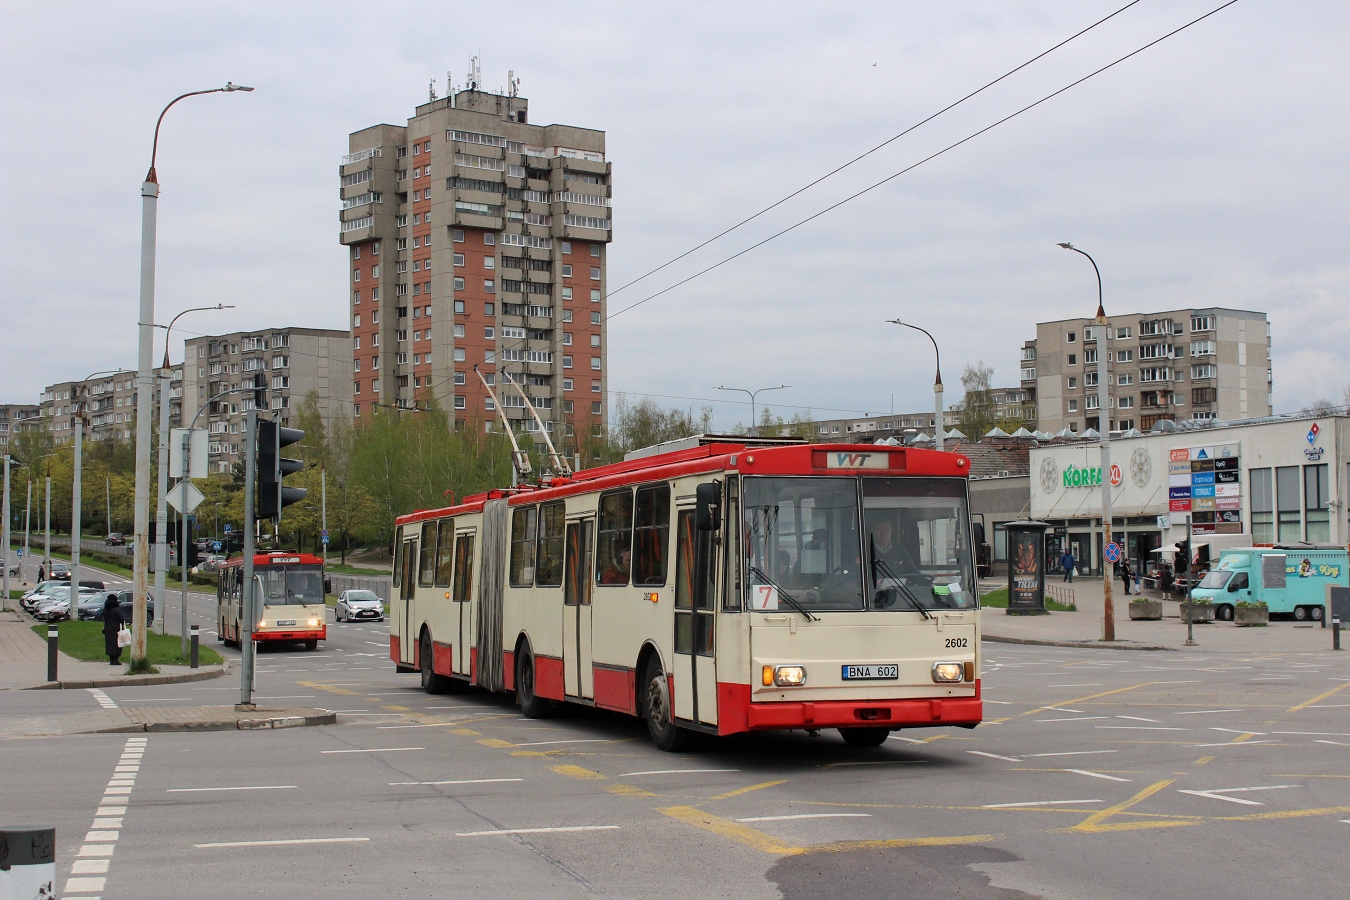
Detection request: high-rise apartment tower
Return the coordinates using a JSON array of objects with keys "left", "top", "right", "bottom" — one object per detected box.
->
[{"left": 340, "top": 72, "right": 611, "bottom": 453}]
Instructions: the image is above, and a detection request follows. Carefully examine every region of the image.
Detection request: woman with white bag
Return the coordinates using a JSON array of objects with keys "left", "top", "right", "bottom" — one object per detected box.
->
[{"left": 102, "top": 595, "right": 128, "bottom": 666}]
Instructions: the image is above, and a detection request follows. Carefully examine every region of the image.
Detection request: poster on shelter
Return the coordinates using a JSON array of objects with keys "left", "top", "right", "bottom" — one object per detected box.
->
[{"left": 1008, "top": 530, "right": 1044, "bottom": 610}]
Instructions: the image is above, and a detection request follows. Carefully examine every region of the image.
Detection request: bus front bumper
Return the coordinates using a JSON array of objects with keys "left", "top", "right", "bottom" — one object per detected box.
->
[
  {"left": 254, "top": 627, "right": 326, "bottom": 642},
  {"left": 719, "top": 681, "right": 982, "bottom": 733}
]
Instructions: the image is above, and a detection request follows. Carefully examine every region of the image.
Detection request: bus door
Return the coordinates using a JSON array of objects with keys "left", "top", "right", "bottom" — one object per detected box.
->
[
  {"left": 452, "top": 531, "right": 476, "bottom": 677},
  {"left": 399, "top": 533, "right": 419, "bottom": 665},
  {"left": 563, "top": 519, "right": 594, "bottom": 699},
  {"left": 674, "top": 507, "right": 718, "bottom": 726}
]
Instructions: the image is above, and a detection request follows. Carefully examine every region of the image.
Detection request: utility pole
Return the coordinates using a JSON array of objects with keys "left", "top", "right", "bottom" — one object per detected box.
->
[
  {"left": 239, "top": 409, "right": 258, "bottom": 709},
  {"left": 321, "top": 468, "right": 328, "bottom": 573},
  {"left": 44, "top": 474, "right": 51, "bottom": 581},
  {"left": 71, "top": 420, "right": 84, "bottom": 622},
  {"left": 2, "top": 455, "right": 10, "bottom": 610},
  {"left": 106, "top": 476, "right": 112, "bottom": 536},
  {"left": 155, "top": 368, "right": 171, "bottom": 633},
  {"left": 24, "top": 480, "right": 32, "bottom": 579},
  {"left": 181, "top": 428, "right": 191, "bottom": 656},
  {"left": 715, "top": 385, "right": 790, "bottom": 437}
]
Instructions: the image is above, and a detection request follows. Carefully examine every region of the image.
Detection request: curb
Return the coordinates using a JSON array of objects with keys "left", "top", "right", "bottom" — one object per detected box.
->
[
  {"left": 983, "top": 634, "right": 1177, "bottom": 652},
  {"left": 94, "top": 710, "right": 336, "bottom": 734},
  {"left": 24, "top": 661, "right": 229, "bottom": 691}
]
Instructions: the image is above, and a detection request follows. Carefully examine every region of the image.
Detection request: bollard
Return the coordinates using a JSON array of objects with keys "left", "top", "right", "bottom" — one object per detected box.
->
[
  {"left": 1334, "top": 617, "right": 1341, "bottom": 652},
  {"left": 46, "top": 626, "right": 58, "bottom": 683},
  {"left": 190, "top": 624, "right": 200, "bottom": 669},
  {"left": 0, "top": 825, "right": 56, "bottom": 899},
  {"left": 1184, "top": 616, "right": 1196, "bottom": 647}
]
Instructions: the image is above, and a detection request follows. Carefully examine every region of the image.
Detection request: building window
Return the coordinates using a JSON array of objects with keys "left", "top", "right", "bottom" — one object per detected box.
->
[
  {"left": 563, "top": 400, "right": 574, "bottom": 414},
  {"left": 590, "top": 357, "right": 601, "bottom": 370},
  {"left": 1192, "top": 387, "right": 1217, "bottom": 405},
  {"left": 454, "top": 277, "right": 465, "bottom": 291},
  {"left": 1067, "top": 354, "right": 1077, "bottom": 366},
  {"left": 354, "top": 381, "right": 361, "bottom": 395},
  {"left": 592, "top": 401, "right": 602, "bottom": 415},
  {"left": 563, "top": 378, "right": 573, "bottom": 391},
  {"left": 353, "top": 314, "right": 361, "bottom": 327},
  {"left": 1305, "top": 464, "right": 1330, "bottom": 542},
  {"left": 590, "top": 266, "right": 600, "bottom": 279},
  {"left": 563, "top": 355, "right": 573, "bottom": 368},
  {"left": 590, "top": 245, "right": 600, "bottom": 258},
  {"left": 1191, "top": 315, "right": 1215, "bottom": 332},
  {"left": 1067, "top": 399, "right": 1078, "bottom": 412},
  {"left": 485, "top": 303, "right": 494, "bottom": 316},
  {"left": 562, "top": 287, "right": 572, "bottom": 301},
  {"left": 1117, "top": 395, "right": 1134, "bottom": 409},
  {"left": 485, "top": 280, "right": 495, "bottom": 293},
  {"left": 454, "top": 300, "right": 465, "bottom": 314},
  {"left": 1067, "top": 377, "right": 1077, "bottom": 389},
  {"left": 1066, "top": 332, "right": 1076, "bottom": 343},
  {"left": 372, "top": 379, "right": 380, "bottom": 393},
  {"left": 454, "top": 372, "right": 466, "bottom": 385},
  {"left": 562, "top": 241, "right": 572, "bottom": 254},
  {"left": 1275, "top": 466, "right": 1301, "bottom": 542},
  {"left": 1250, "top": 467, "right": 1273, "bottom": 544},
  {"left": 454, "top": 324, "right": 466, "bottom": 338},
  {"left": 591, "top": 380, "right": 602, "bottom": 393},
  {"left": 454, "top": 348, "right": 466, "bottom": 362},
  {"left": 562, "top": 310, "right": 573, "bottom": 323},
  {"left": 590, "top": 334, "right": 600, "bottom": 348},
  {"left": 453, "top": 229, "right": 465, "bottom": 243},
  {"left": 562, "top": 332, "right": 573, "bottom": 346}
]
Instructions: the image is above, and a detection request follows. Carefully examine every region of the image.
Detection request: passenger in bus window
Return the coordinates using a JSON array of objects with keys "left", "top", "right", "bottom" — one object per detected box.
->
[{"left": 600, "top": 549, "right": 631, "bottom": 585}]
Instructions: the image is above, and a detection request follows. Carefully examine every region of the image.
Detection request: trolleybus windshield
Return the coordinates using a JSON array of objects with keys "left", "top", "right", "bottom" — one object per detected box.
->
[
  {"left": 743, "top": 476, "right": 975, "bottom": 612},
  {"left": 257, "top": 565, "right": 325, "bottom": 606}
]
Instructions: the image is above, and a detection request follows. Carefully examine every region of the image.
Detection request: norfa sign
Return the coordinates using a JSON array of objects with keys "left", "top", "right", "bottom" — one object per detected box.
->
[{"left": 1062, "top": 464, "right": 1103, "bottom": 488}]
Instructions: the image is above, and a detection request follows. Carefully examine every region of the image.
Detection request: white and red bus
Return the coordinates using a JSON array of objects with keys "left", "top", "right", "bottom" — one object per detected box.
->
[
  {"left": 217, "top": 552, "right": 327, "bottom": 651},
  {"left": 390, "top": 437, "right": 981, "bottom": 750}
]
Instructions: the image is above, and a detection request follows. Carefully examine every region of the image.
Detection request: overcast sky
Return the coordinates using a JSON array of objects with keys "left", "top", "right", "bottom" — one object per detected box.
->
[{"left": 3, "top": 1, "right": 1347, "bottom": 428}]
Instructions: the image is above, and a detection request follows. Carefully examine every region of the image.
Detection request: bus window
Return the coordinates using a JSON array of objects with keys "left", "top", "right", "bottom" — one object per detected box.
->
[
  {"left": 564, "top": 521, "right": 593, "bottom": 606},
  {"left": 510, "top": 506, "right": 538, "bottom": 587},
  {"left": 419, "top": 522, "right": 437, "bottom": 587},
  {"left": 596, "top": 489, "right": 633, "bottom": 586},
  {"left": 259, "top": 566, "right": 325, "bottom": 605},
  {"left": 452, "top": 534, "right": 475, "bottom": 602},
  {"left": 434, "top": 519, "right": 455, "bottom": 588},
  {"left": 536, "top": 502, "right": 566, "bottom": 588},
  {"left": 743, "top": 476, "right": 864, "bottom": 611},
  {"left": 723, "top": 477, "right": 741, "bottom": 611},
  {"left": 392, "top": 526, "right": 404, "bottom": 587},
  {"left": 633, "top": 484, "right": 670, "bottom": 587},
  {"left": 862, "top": 477, "right": 975, "bottom": 610}
]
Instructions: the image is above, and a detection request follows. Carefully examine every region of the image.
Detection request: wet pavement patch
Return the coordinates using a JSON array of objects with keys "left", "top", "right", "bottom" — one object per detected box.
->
[{"left": 769, "top": 844, "right": 1040, "bottom": 900}]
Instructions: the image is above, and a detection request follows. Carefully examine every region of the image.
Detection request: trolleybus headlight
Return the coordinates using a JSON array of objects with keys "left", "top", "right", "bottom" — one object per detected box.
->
[
  {"left": 773, "top": 665, "right": 807, "bottom": 687},
  {"left": 307, "top": 618, "right": 319, "bottom": 627},
  {"left": 932, "top": 662, "right": 964, "bottom": 683}
]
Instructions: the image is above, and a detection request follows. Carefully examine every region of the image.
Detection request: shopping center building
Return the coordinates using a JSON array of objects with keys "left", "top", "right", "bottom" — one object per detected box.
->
[{"left": 1025, "top": 412, "right": 1348, "bottom": 577}]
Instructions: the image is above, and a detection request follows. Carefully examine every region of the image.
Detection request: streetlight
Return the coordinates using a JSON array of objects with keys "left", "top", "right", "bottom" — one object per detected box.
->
[
  {"left": 886, "top": 320, "right": 945, "bottom": 451},
  {"left": 70, "top": 369, "right": 126, "bottom": 625},
  {"left": 154, "top": 305, "right": 233, "bottom": 633},
  {"left": 131, "top": 83, "right": 253, "bottom": 668},
  {"left": 715, "top": 385, "right": 789, "bottom": 437},
  {"left": 1057, "top": 241, "right": 1116, "bottom": 642}
]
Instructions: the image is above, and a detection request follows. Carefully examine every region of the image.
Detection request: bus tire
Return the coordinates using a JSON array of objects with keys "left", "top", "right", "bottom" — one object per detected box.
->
[
  {"left": 305, "top": 639, "right": 319, "bottom": 651},
  {"left": 420, "top": 632, "right": 454, "bottom": 694},
  {"left": 1216, "top": 604, "right": 1234, "bottom": 622},
  {"left": 516, "top": 646, "right": 556, "bottom": 717},
  {"left": 643, "top": 660, "right": 694, "bottom": 752},
  {"left": 1294, "top": 606, "right": 1308, "bottom": 621},
  {"left": 838, "top": 727, "right": 891, "bottom": 748}
]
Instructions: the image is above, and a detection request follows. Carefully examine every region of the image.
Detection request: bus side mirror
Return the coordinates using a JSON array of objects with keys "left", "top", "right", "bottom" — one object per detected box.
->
[{"left": 696, "top": 482, "right": 721, "bottom": 532}]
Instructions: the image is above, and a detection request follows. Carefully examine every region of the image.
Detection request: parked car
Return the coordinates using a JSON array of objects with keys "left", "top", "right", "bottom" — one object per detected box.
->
[
  {"left": 90, "top": 590, "right": 154, "bottom": 627},
  {"left": 336, "top": 590, "right": 384, "bottom": 623},
  {"left": 21, "top": 581, "right": 64, "bottom": 612},
  {"left": 105, "top": 533, "right": 126, "bottom": 546},
  {"left": 33, "top": 587, "right": 100, "bottom": 622}
]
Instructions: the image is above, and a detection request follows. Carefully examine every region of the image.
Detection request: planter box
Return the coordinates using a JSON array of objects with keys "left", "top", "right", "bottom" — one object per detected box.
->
[
  {"left": 1129, "top": 599, "right": 1162, "bottom": 621},
  {"left": 1180, "top": 603, "right": 1216, "bottom": 624},
  {"left": 1234, "top": 605, "right": 1269, "bottom": 626}
]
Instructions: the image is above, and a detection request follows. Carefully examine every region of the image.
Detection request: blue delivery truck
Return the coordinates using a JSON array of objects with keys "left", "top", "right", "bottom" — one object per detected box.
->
[{"left": 1191, "top": 547, "right": 1348, "bottom": 622}]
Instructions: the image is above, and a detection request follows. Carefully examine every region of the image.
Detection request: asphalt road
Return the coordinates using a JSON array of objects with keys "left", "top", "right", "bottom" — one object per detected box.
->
[{"left": 4, "top": 577, "right": 1349, "bottom": 899}]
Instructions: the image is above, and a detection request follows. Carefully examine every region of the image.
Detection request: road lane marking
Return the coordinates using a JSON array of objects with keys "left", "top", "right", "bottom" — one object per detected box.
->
[
  {"left": 1116, "top": 716, "right": 1161, "bottom": 723},
  {"left": 1063, "top": 769, "right": 1132, "bottom": 782},
  {"left": 1036, "top": 716, "right": 1109, "bottom": 722},
  {"left": 1037, "top": 707, "right": 1085, "bottom": 713},
  {"left": 319, "top": 747, "right": 424, "bottom": 754},
  {"left": 736, "top": 813, "right": 872, "bottom": 822},
  {"left": 1315, "top": 739, "right": 1350, "bottom": 747},
  {"left": 1273, "top": 731, "right": 1350, "bottom": 737},
  {"left": 1070, "top": 780, "right": 1191, "bottom": 833},
  {"left": 196, "top": 837, "right": 370, "bottom": 848},
  {"left": 88, "top": 688, "right": 118, "bottom": 709},
  {"left": 1025, "top": 750, "right": 1117, "bottom": 757},
  {"left": 456, "top": 826, "right": 619, "bottom": 837},
  {"left": 1186, "top": 741, "right": 1276, "bottom": 747},
  {"left": 515, "top": 739, "right": 615, "bottom": 747},
  {"left": 389, "top": 779, "right": 524, "bottom": 786},
  {"left": 620, "top": 769, "right": 740, "bottom": 777},
  {"left": 967, "top": 751, "right": 1021, "bottom": 762},
  {"left": 550, "top": 764, "right": 606, "bottom": 780},
  {"left": 1287, "top": 680, "right": 1350, "bottom": 713},
  {"left": 1047, "top": 684, "right": 1102, "bottom": 688},
  {"left": 1211, "top": 727, "right": 1266, "bottom": 735},
  {"left": 1096, "top": 726, "right": 1186, "bottom": 731},
  {"left": 660, "top": 806, "right": 801, "bottom": 855},
  {"left": 1176, "top": 709, "right": 1243, "bottom": 715},
  {"left": 167, "top": 786, "right": 297, "bottom": 792},
  {"left": 711, "top": 780, "right": 788, "bottom": 801},
  {"left": 983, "top": 799, "right": 1102, "bottom": 808},
  {"left": 1015, "top": 682, "right": 1155, "bottom": 718},
  {"left": 1177, "top": 785, "right": 1298, "bottom": 806}
]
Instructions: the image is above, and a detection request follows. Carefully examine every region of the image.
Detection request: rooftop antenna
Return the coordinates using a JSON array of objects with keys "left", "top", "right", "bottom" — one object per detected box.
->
[
  {"left": 508, "top": 70, "right": 520, "bottom": 97},
  {"left": 474, "top": 366, "right": 531, "bottom": 482},
  {"left": 429, "top": 77, "right": 437, "bottom": 101},
  {"left": 468, "top": 54, "right": 481, "bottom": 91},
  {"left": 503, "top": 370, "right": 572, "bottom": 477}
]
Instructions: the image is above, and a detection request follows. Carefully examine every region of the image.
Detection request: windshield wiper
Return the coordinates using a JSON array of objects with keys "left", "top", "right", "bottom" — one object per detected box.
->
[
  {"left": 870, "top": 536, "right": 933, "bottom": 619},
  {"left": 747, "top": 566, "right": 819, "bottom": 622}
]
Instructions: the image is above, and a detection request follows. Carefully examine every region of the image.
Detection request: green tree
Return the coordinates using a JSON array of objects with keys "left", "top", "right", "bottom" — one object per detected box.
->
[
  {"left": 585, "top": 394, "right": 713, "bottom": 465},
  {"left": 954, "top": 361, "right": 1024, "bottom": 440}
]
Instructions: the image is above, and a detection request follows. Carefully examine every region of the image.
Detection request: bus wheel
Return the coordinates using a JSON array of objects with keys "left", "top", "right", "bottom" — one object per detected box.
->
[
  {"left": 1310, "top": 606, "right": 1324, "bottom": 622},
  {"left": 305, "top": 639, "right": 319, "bottom": 651},
  {"left": 420, "top": 633, "right": 453, "bottom": 694},
  {"left": 516, "top": 648, "right": 556, "bottom": 717},
  {"left": 643, "top": 661, "right": 694, "bottom": 752},
  {"left": 838, "top": 727, "right": 891, "bottom": 748},
  {"left": 1294, "top": 606, "right": 1309, "bottom": 621},
  {"left": 1216, "top": 604, "right": 1234, "bottom": 622}
]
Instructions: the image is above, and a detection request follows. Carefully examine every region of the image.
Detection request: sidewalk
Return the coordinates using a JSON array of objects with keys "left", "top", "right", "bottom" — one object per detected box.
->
[
  {"left": 1, "top": 705, "right": 336, "bottom": 738},
  {"left": 982, "top": 578, "right": 1339, "bottom": 653},
  {"left": 0, "top": 610, "right": 226, "bottom": 691}
]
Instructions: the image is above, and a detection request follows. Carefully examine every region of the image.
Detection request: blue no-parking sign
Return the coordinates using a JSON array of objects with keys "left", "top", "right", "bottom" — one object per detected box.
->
[{"left": 1104, "top": 542, "right": 1122, "bottom": 563}]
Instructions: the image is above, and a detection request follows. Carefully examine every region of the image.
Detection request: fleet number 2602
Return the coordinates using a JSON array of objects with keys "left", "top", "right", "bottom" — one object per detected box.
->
[{"left": 944, "top": 637, "right": 968, "bottom": 648}]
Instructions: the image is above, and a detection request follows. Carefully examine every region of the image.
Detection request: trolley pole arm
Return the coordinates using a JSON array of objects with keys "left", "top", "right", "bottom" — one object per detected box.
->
[
  {"left": 474, "top": 366, "right": 532, "bottom": 480},
  {"left": 503, "top": 372, "right": 571, "bottom": 476}
]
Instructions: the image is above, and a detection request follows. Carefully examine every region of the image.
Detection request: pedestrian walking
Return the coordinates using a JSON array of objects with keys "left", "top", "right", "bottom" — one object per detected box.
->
[
  {"left": 1118, "top": 555, "right": 1132, "bottom": 595},
  {"left": 37, "top": 562, "right": 46, "bottom": 583},
  {"left": 1060, "top": 548, "right": 1075, "bottom": 583},
  {"left": 102, "top": 595, "right": 125, "bottom": 666}
]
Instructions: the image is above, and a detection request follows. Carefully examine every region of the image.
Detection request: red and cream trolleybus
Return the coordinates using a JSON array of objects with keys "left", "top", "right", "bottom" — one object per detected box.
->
[
  {"left": 217, "top": 552, "right": 328, "bottom": 650},
  {"left": 390, "top": 436, "right": 981, "bottom": 750}
]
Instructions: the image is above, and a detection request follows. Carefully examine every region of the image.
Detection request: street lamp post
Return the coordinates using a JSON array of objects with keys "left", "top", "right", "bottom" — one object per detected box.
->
[
  {"left": 131, "top": 83, "right": 253, "bottom": 667},
  {"left": 715, "top": 385, "right": 789, "bottom": 437},
  {"left": 887, "top": 320, "right": 945, "bottom": 451},
  {"left": 71, "top": 370, "right": 127, "bottom": 629},
  {"left": 1057, "top": 241, "right": 1116, "bottom": 642},
  {"left": 155, "top": 305, "right": 232, "bottom": 634}
]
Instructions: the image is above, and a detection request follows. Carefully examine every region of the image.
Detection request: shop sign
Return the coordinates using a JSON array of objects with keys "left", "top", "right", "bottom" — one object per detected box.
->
[{"left": 1062, "top": 464, "right": 1103, "bottom": 488}]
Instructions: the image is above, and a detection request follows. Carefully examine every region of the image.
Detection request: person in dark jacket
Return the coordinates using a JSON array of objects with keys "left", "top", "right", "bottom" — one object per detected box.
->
[
  {"left": 1060, "top": 549, "right": 1076, "bottom": 583},
  {"left": 102, "top": 595, "right": 125, "bottom": 666}
]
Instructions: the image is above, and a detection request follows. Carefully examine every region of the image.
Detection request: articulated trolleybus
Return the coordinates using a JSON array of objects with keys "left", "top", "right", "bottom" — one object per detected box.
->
[
  {"left": 391, "top": 436, "right": 981, "bottom": 750},
  {"left": 217, "top": 552, "right": 328, "bottom": 651}
]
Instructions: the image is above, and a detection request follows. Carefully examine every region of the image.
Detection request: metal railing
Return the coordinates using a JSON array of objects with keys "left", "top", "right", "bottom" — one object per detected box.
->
[{"left": 328, "top": 573, "right": 391, "bottom": 603}]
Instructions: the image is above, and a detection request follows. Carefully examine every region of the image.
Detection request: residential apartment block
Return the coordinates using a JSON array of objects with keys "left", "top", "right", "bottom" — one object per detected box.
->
[
  {"left": 181, "top": 328, "right": 352, "bottom": 474},
  {"left": 1020, "top": 307, "right": 1271, "bottom": 435},
  {"left": 0, "top": 403, "right": 39, "bottom": 450},
  {"left": 809, "top": 386, "right": 1034, "bottom": 443},
  {"left": 340, "top": 72, "right": 611, "bottom": 452},
  {"left": 38, "top": 369, "right": 182, "bottom": 445}
]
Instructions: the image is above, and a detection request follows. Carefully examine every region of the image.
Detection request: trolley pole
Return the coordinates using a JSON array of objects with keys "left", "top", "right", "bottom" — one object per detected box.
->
[{"left": 239, "top": 409, "right": 258, "bottom": 709}]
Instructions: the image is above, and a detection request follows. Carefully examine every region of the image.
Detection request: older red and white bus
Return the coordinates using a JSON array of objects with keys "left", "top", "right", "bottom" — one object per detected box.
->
[
  {"left": 390, "top": 437, "right": 981, "bottom": 750},
  {"left": 218, "top": 552, "right": 327, "bottom": 650}
]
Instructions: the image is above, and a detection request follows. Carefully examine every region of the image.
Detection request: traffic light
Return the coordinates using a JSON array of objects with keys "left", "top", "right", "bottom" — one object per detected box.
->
[
  {"left": 175, "top": 523, "right": 200, "bottom": 570},
  {"left": 251, "top": 373, "right": 267, "bottom": 413},
  {"left": 255, "top": 417, "right": 307, "bottom": 520}
]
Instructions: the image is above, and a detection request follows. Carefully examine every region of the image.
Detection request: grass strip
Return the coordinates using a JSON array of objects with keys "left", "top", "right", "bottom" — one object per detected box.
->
[
  {"left": 978, "top": 587, "right": 1077, "bottom": 612},
  {"left": 32, "top": 621, "right": 223, "bottom": 667}
]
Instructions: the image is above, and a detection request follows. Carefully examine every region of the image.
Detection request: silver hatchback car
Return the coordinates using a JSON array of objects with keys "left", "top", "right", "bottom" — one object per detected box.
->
[{"left": 336, "top": 589, "right": 385, "bottom": 623}]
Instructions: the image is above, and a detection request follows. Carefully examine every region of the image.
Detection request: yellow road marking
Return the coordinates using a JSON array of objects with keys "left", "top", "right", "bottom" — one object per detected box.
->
[
  {"left": 449, "top": 728, "right": 480, "bottom": 736},
  {"left": 1232, "top": 733, "right": 1258, "bottom": 743},
  {"left": 1020, "top": 682, "right": 1155, "bottom": 717},
  {"left": 477, "top": 738, "right": 515, "bottom": 749},
  {"left": 812, "top": 834, "right": 999, "bottom": 853},
  {"left": 710, "top": 780, "right": 788, "bottom": 801},
  {"left": 297, "top": 681, "right": 360, "bottom": 696},
  {"left": 605, "top": 783, "right": 656, "bottom": 797},
  {"left": 659, "top": 806, "right": 801, "bottom": 855},
  {"left": 550, "top": 764, "right": 605, "bottom": 780},
  {"left": 1274, "top": 773, "right": 1350, "bottom": 778},
  {"left": 1216, "top": 805, "right": 1350, "bottom": 822},
  {"left": 1287, "top": 680, "right": 1350, "bottom": 713},
  {"left": 382, "top": 705, "right": 410, "bottom": 712},
  {"left": 1193, "top": 756, "right": 1217, "bottom": 766},
  {"left": 1070, "top": 780, "right": 1194, "bottom": 833}
]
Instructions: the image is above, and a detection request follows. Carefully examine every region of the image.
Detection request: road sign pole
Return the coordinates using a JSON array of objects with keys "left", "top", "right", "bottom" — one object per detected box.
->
[
  {"left": 181, "top": 429, "right": 191, "bottom": 656},
  {"left": 321, "top": 468, "right": 328, "bottom": 574},
  {"left": 239, "top": 410, "right": 258, "bottom": 709}
]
